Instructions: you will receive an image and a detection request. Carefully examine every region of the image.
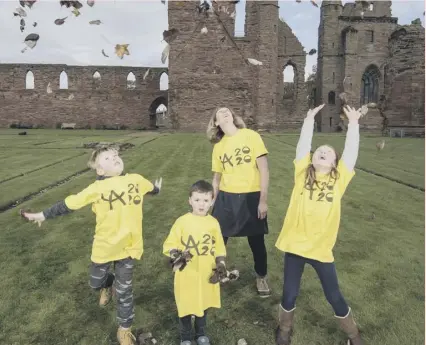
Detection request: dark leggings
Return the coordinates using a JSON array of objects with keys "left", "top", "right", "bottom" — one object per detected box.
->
[
  {"left": 179, "top": 311, "right": 207, "bottom": 341},
  {"left": 281, "top": 253, "right": 349, "bottom": 317},
  {"left": 223, "top": 234, "right": 267, "bottom": 277}
]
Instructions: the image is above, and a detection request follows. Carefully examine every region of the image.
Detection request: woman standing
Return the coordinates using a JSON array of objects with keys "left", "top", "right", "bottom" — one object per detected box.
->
[{"left": 207, "top": 107, "right": 270, "bottom": 298}]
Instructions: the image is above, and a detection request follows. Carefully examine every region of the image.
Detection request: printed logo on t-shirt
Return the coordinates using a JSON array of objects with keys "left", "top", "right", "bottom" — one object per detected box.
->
[
  {"left": 101, "top": 183, "right": 142, "bottom": 210},
  {"left": 219, "top": 146, "right": 252, "bottom": 170},
  {"left": 303, "top": 179, "right": 336, "bottom": 203},
  {"left": 180, "top": 233, "right": 216, "bottom": 256}
]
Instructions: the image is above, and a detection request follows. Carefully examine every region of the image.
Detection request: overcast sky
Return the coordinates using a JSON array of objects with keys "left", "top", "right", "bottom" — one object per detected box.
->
[{"left": 0, "top": 0, "right": 424, "bottom": 86}]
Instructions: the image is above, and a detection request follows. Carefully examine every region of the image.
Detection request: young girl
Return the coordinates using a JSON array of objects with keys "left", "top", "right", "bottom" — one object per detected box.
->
[
  {"left": 163, "top": 180, "right": 227, "bottom": 345},
  {"left": 206, "top": 107, "right": 271, "bottom": 297},
  {"left": 275, "top": 104, "right": 364, "bottom": 345}
]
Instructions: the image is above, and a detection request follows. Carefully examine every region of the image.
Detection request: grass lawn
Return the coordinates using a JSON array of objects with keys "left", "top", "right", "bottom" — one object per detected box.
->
[{"left": 0, "top": 129, "right": 424, "bottom": 345}]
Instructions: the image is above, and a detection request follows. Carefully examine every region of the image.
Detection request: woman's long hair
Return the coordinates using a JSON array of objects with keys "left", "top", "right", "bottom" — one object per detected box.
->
[
  {"left": 305, "top": 147, "right": 340, "bottom": 190},
  {"left": 206, "top": 107, "right": 246, "bottom": 144}
]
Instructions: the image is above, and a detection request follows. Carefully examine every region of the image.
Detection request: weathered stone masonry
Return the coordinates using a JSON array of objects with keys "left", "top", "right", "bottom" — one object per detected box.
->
[
  {"left": 167, "top": 0, "right": 307, "bottom": 131},
  {"left": 0, "top": 64, "right": 168, "bottom": 129}
]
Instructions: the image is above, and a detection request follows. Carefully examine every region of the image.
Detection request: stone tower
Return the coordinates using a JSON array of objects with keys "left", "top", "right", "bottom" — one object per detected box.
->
[{"left": 316, "top": 0, "right": 398, "bottom": 132}]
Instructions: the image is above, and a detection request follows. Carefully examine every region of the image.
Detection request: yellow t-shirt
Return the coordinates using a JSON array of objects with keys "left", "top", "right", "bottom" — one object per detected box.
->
[
  {"left": 275, "top": 154, "right": 355, "bottom": 263},
  {"left": 64, "top": 173, "right": 154, "bottom": 263},
  {"left": 163, "top": 213, "right": 227, "bottom": 318},
  {"left": 212, "top": 128, "right": 268, "bottom": 193}
]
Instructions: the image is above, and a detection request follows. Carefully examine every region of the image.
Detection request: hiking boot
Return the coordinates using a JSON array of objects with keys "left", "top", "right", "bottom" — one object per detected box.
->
[
  {"left": 256, "top": 275, "right": 271, "bottom": 297},
  {"left": 196, "top": 336, "right": 211, "bottom": 344},
  {"left": 335, "top": 308, "right": 364, "bottom": 345},
  {"left": 275, "top": 306, "right": 295, "bottom": 345},
  {"left": 117, "top": 327, "right": 136, "bottom": 345}
]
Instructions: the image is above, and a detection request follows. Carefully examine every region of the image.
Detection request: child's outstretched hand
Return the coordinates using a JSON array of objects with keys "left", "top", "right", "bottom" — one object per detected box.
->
[
  {"left": 154, "top": 177, "right": 162, "bottom": 191},
  {"left": 306, "top": 104, "right": 325, "bottom": 120},
  {"left": 20, "top": 210, "right": 45, "bottom": 227},
  {"left": 343, "top": 105, "right": 362, "bottom": 123}
]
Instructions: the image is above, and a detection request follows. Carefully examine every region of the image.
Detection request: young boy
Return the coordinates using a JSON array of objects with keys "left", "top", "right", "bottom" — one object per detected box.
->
[
  {"left": 21, "top": 147, "right": 162, "bottom": 345},
  {"left": 163, "top": 180, "right": 227, "bottom": 345}
]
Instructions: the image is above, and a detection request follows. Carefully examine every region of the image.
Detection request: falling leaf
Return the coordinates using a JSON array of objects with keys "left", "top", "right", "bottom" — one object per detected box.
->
[
  {"left": 33, "top": 22, "right": 37, "bottom": 27},
  {"left": 72, "top": 8, "right": 80, "bottom": 17},
  {"left": 230, "top": 10, "right": 236, "bottom": 19},
  {"left": 89, "top": 20, "right": 102, "bottom": 25},
  {"left": 360, "top": 11, "right": 364, "bottom": 19},
  {"left": 54, "top": 17, "right": 68, "bottom": 25},
  {"left": 339, "top": 92, "right": 347, "bottom": 103},
  {"left": 68, "top": 94, "right": 75, "bottom": 100},
  {"left": 376, "top": 140, "right": 385, "bottom": 151},
  {"left": 220, "top": 36, "right": 226, "bottom": 42},
  {"left": 22, "top": 33, "right": 39, "bottom": 52},
  {"left": 115, "top": 44, "right": 130, "bottom": 59},
  {"left": 60, "top": 1, "right": 83, "bottom": 9},
  {"left": 310, "top": 0, "right": 318, "bottom": 7},
  {"left": 247, "top": 58, "right": 263, "bottom": 66},
  {"left": 198, "top": 0, "right": 210, "bottom": 15},
  {"left": 201, "top": 27, "right": 208, "bottom": 34},
  {"left": 101, "top": 49, "right": 109, "bottom": 57},
  {"left": 19, "top": 0, "right": 25, "bottom": 7},
  {"left": 24, "top": 33, "right": 39, "bottom": 42},
  {"left": 161, "top": 44, "right": 170, "bottom": 64},
  {"left": 87, "top": 0, "right": 95, "bottom": 7},
  {"left": 20, "top": 25, "right": 25, "bottom": 32},
  {"left": 360, "top": 104, "right": 368, "bottom": 117},
  {"left": 308, "top": 48, "right": 317, "bottom": 55},
  {"left": 161, "top": 0, "right": 166, "bottom": 3},
  {"left": 20, "top": 19, "right": 25, "bottom": 26},
  {"left": 143, "top": 68, "right": 150, "bottom": 80},
  {"left": 163, "top": 28, "right": 179, "bottom": 44},
  {"left": 14, "top": 7, "right": 27, "bottom": 17},
  {"left": 46, "top": 82, "right": 52, "bottom": 94}
]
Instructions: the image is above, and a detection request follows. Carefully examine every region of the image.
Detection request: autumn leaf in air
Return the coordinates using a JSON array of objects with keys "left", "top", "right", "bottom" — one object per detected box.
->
[
  {"left": 72, "top": 8, "right": 81, "bottom": 17},
  {"left": 87, "top": 0, "right": 95, "bottom": 7},
  {"left": 308, "top": 48, "right": 317, "bottom": 55},
  {"left": 115, "top": 44, "right": 130, "bottom": 59},
  {"left": 54, "top": 17, "right": 68, "bottom": 25},
  {"left": 161, "top": 44, "right": 170, "bottom": 64},
  {"left": 143, "top": 69, "right": 150, "bottom": 80},
  {"left": 163, "top": 28, "right": 179, "bottom": 44},
  {"left": 247, "top": 58, "right": 263, "bottom": 66},
  {"left": 89, "top": 20, "right": 102, "bottom": 25},
  {"left": 101, "top": 49, "right": 109, "bottom": 57},
  {"left": 310, "top": 0, "right": 318, "bottom": 7}
]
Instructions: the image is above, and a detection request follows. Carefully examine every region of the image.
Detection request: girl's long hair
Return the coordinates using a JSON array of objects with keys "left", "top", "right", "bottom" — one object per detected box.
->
[
  {"left": 305, "top": 148, "right": 340, "bottom": 190},
  {"left": 206, "top": 107, "right": 246, "bottom": 144}
]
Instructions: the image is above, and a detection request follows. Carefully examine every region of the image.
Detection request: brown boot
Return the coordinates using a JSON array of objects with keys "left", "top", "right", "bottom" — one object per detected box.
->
[
  {"left": 275, "top": 305, "right": 295, "bottom": 345},
  {"left": 335, "top": 308, "right": 364, "bottom": 345}
]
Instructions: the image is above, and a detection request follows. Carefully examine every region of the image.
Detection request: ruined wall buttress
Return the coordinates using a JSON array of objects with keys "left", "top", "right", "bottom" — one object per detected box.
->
[
  {"left": 253, "top": 1, "right": 279, "bottom": 128},
  {"left": 384, "top": 25, "right": 425, "bottom": 127},
  {"left": 317, "top": 1, "right": 343, "bottom": 132}
]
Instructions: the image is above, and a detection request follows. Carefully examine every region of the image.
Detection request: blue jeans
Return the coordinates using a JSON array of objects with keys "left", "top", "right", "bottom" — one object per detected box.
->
[{"left": 280, "top": 253, "right": 349, "bottom": 317}]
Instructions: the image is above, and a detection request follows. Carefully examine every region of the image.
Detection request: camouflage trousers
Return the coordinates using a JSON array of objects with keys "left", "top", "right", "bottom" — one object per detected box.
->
[{"left": 89, "top": 257, "right": 135, "bottom": 328}]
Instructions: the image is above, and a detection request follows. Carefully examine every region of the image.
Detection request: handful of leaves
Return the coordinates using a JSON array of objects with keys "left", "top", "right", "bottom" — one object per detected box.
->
[
  {"left": 209, "top": 262, "right": 239, "bottom": 284},
  {"left": 170, "top": 249, "right": 193, "bottom": 272}
]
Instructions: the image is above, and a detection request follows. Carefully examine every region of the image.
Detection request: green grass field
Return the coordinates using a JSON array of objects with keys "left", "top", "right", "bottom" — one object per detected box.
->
[{"left": 0, "top": 129, "right": 423, "bottom": 345}]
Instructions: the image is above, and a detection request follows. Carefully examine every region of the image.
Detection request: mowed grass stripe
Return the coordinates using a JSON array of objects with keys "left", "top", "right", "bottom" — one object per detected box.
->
[{"left": 0, "top": 133, "right": 423, "bottom": 345}]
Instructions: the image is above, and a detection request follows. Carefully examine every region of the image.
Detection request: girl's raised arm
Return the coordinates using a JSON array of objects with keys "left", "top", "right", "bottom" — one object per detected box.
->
[
  {"left": 296, "top": 104, "right": 325, "bottom": 161},
  {"left": 341, "top": 105, "right": 361, "bottom": 172}
]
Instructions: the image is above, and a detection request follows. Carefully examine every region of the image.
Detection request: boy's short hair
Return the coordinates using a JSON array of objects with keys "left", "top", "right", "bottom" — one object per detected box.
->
[
  {"left": 87, "top": 147, "right": 117, "bottom": 170},
  {"left": 189, "top": 180, "right": 214, "bottom": 197}
]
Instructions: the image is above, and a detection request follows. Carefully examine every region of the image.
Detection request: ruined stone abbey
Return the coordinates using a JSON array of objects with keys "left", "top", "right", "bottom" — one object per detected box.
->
[{"left": 0, "top": 0, "right": 424, "bottom": 133}]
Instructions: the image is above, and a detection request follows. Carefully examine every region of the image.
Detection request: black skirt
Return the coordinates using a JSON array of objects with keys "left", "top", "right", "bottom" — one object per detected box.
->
[{"left": 211, "top": 191, "right": 269, "bottom": 237}]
